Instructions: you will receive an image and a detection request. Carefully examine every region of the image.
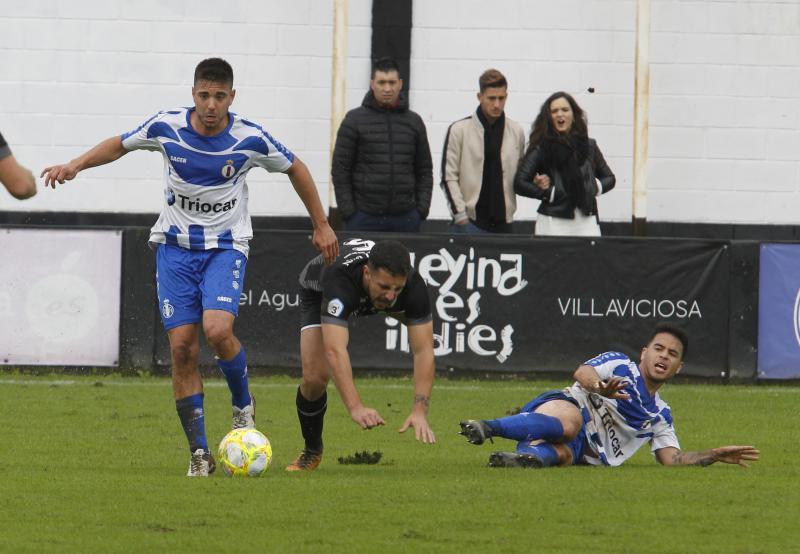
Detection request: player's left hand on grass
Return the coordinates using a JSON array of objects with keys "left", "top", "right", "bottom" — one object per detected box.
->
[
  {"left": 713, "top": 445, "right": 760, "bottom": 467},
  {"left": 399, "top": 413, "right": 436, "bottom": 444},
  {"left": 313, "top": 223, "right": 339, "bottom": 265},
  {"left": 349, "top": 405, "right": 385, "bottom": 430}
]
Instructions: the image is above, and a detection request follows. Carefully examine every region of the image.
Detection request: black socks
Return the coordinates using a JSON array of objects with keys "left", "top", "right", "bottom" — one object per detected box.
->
[{"left": 296, "top": 387, "right": 327, "bottom": 453}]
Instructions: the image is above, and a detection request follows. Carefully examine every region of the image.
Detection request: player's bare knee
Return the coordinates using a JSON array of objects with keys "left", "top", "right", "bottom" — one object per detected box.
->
[
  {"left": 170, "top": 342, "right": 197, "bottom": 368},
  {"left": 301, "top": 364, "right": 329, "bottom": 394},
  {"left": 203, "top": 323, "right": 233, "bottom": 351}
]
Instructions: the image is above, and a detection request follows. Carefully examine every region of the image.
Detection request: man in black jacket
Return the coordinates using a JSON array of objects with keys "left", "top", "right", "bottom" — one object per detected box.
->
[{"left": 332, "top": 58, "right": 433, "bottom": 232}]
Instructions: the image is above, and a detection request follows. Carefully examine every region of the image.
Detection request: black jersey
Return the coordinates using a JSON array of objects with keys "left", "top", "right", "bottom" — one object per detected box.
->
[{"left": 298, "top": 238, "right": 432, "bottom": 327}]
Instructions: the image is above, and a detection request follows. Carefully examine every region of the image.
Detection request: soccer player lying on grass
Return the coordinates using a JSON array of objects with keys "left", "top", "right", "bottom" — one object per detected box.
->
[
  {"left": 41, "top": 58, "right": 338, "bottom": 477},
  {"left": 287, "top": 238, "right": 436, "bottom": 471},
  {"left": 460, "top": 323, "right": 760, "bottom": 468}
]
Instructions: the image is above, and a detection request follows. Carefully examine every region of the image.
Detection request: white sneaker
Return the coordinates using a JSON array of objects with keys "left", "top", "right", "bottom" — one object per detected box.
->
[
  {"left": 232, "top": 394, "right": 256, "bottom": 429},
  {"left": 187, "top": 449, "right": 215, "bottom": 477}
]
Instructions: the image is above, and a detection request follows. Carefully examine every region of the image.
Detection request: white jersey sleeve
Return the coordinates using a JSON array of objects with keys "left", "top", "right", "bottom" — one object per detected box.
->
[
  {"left": 243, "top": 125, "right": 295, "bottom": 173},
  {"left": 583, "top": 351, "right": 633, "bottom": 382},
  {"left": 121, "top": 111, "right": 171, "bottom": 152},
  {"left": 649, "top": 398, "right": 680, "bottom": 453}
]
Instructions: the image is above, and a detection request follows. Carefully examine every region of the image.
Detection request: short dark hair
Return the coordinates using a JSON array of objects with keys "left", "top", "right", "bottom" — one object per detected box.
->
[
  {"left": 194, "top": 58, "right": 234, "bottom": 87},
  {"left": 479, "top": 69, "right": 507, "bottom": 92},
  {"left": 368, "top": 240, "right": 411, "bottom": 277},
  {"left": 648, "top": 323, "right": 689, "bottom": 359},
  {"left": 371, "top": 57, "right": 401, "bottom": 79}
]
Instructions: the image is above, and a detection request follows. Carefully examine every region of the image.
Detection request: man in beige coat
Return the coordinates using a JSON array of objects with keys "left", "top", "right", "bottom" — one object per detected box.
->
[{"left": 441, "top": 69, "right": 525, "bottom": 233}]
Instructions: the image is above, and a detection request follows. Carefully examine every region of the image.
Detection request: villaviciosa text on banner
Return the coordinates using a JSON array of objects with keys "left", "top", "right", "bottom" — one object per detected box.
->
[{"left": 154, "top": 232, "right": 729, "bottom": 377}]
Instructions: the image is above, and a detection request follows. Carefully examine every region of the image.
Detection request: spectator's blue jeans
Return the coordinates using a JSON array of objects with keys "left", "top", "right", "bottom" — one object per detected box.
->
[
  {"left": 345, "top": 209, "right": 422, "bottom": 232},
  {"left": 448, "top": 221, "right": 491, "bottom": 234}
]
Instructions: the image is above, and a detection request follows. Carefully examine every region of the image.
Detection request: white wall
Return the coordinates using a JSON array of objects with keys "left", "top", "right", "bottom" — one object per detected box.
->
[
  {"left": 0, "top": 0, "right": 373, "bottom": 216},
  {"left": 2, "top": 0, "right": 799, "bottom": 226}
]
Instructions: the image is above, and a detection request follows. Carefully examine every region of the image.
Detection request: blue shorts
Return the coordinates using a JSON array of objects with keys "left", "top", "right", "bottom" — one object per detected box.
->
[
  {"left": 156, "top": 244, "right": 247, "bottom": 330},
  {"left": 518, "top": 390, "right": 587, "bottom": 465}
]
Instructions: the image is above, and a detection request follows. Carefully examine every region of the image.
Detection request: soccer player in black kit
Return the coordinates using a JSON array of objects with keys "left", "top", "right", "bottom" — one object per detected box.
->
[{"left": 287, "top": 239, "right": 436, "bottom": 471}]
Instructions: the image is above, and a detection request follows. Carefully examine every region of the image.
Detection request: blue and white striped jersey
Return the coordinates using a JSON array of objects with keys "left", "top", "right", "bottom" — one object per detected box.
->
[
  {"left": 121, "top": 107, "right": 295, "bottom": 257},
  {"left": 565, "top": 351, "right": 680, "bottom": 466}
]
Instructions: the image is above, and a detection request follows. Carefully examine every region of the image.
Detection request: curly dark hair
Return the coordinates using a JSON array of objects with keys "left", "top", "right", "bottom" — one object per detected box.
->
[{"left": 526, "top": 91, "right": 588, "bottom": 154}]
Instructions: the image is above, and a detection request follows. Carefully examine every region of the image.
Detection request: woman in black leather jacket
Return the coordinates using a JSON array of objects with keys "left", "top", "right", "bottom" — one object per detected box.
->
[{"left": 514, "top": 92, "right": 615, "bottom": 236}]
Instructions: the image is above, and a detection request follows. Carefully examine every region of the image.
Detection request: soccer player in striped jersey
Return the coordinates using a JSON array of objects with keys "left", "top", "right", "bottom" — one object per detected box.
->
[
  {"left": 460, "top": 323, "right": 759, "bottom": 469},
  {"left": 41, "top": 58, "right": 338, "bottom": 477}
]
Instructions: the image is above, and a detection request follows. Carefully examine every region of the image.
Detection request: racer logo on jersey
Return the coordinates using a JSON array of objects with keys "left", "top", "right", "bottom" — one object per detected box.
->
[
  {"left": 327, "top": 299, "right": 344, "bottom": 317},
  {"left": 222, "top": 159, "right": 236, "bottom": 179},
  {"left": 165, "top": 187, "right": 176, "bottom": 206},
  {"left": 162, "top": 298, "right": 175, "bottom": 319}
]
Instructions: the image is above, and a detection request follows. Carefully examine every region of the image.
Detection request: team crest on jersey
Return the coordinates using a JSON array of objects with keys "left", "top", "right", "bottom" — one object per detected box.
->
[
  {"left": 327, "top": 299, "right": 344, "bottom": 317},
  {"left": 221, "top": 159, "right": 236, "bottom": 178},
  {"left": 165, "top": 187, "right": 175, "bottom": 206},
  {"left": 162, "top": 298, "right": 174, "bottom": 319}
]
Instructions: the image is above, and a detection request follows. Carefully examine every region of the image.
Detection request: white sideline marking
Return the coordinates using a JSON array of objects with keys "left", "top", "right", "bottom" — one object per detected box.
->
[
  {"left": 0, "top": 378, "right": 795, "bottom": 394},
  {"left": 0, "top": 378, "right": 525, "bottom": 392}
]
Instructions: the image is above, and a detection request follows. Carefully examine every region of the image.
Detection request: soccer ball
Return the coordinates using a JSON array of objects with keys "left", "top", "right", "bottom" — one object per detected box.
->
[{"left": 217, "top": 428, "right": 273, "bottom": 477}]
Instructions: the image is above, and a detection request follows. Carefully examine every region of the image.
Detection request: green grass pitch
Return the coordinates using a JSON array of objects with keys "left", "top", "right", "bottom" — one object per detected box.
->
[{"left": 0, "top": 374, "right": 797, "bottom": 553}]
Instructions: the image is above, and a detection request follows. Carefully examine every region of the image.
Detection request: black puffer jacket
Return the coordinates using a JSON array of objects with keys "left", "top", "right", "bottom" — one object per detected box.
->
[
  {"left": 332, "top": 91, "right": 433, "bottom": 219},
  {"left": 514, "top": 138, "right": 615, "bottom": 219}
]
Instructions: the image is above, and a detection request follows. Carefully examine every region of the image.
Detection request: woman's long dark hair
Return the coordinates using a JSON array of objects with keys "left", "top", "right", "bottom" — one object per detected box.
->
[{"left": 526, "top": 91, "right": 588, "bottom": 155}]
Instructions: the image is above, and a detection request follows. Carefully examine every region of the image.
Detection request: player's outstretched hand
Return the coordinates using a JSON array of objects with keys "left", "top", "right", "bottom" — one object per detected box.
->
[
  {"left": 349, "top": 405, "right": 385, "bottom": 430},
  {"left": 712, "top": 445, "right": 760, "bottom": 467},
  {"left": 596, "top": 377, "right": 631, "bottom": 400},
  {"left": 313, "top": 223, "right": 339, "bottom": 265},
  {"left": 40, "top": 163, "right": 79, "bottom": 189},
  {"left": 398, "top": 412, "right": 436, "bottom": 444}
]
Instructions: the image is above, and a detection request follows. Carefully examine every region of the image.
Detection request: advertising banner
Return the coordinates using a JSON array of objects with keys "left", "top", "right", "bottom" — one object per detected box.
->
[
  {"left": 758, "top": 244, "right": 800, "bottom": 378},
  {"left": 0, "top": 229, "right": 122, "bottom": 366},
  {"left": 155, "top": 233, "right": 729, "bottom": 377}
]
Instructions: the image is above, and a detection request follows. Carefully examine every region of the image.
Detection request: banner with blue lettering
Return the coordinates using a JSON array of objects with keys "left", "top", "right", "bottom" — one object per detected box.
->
[
  {"left": 152, "top": 233, "right": 728, "bottom": 377},
  {"left": 757, "top": 244, "right": 800, "bottom": 378}
]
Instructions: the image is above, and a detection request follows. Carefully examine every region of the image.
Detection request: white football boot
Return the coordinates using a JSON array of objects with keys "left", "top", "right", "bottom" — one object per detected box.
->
[
  {"left": 187, "top": 449, "right": 216, "bottom": 477},
  {"left": 232, "top": 394, "right": 256, "bottom": 430}
]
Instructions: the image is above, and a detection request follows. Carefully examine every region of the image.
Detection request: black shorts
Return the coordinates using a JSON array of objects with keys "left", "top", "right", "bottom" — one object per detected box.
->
[{"left": 299, "top": 287, "right": 323, "bottom": 330}]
